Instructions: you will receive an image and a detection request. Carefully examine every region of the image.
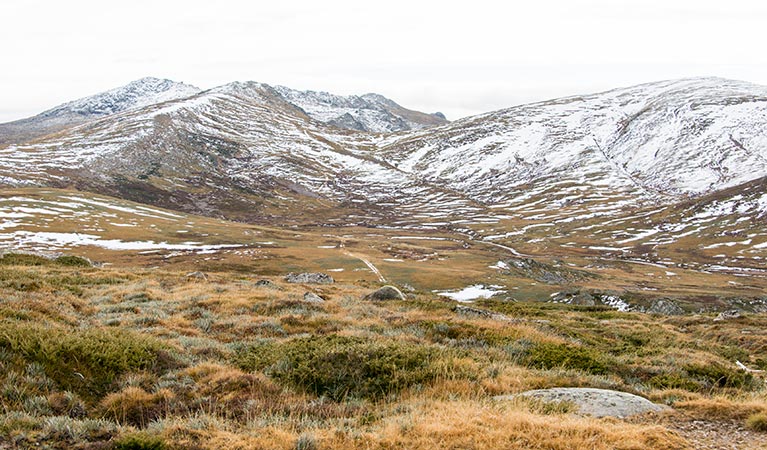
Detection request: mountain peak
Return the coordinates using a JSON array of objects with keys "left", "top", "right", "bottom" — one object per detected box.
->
[
  {"left": 45, "top": 77, "right": 200, "bottom": 118},
  {"left": 272, "top": 85, "right": 448, "bottom": 132},
  {"left": 0, "top": 77, "right": 201, "bottom": 146}
]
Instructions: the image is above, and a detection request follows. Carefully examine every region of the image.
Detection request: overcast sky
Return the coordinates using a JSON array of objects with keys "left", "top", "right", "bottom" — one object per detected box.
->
[{"left": 1, "top": 0, "right": 766, "bottom": 122}]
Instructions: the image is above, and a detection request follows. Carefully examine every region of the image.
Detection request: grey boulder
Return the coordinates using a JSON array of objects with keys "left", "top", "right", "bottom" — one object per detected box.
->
[
  {"left": 285, "top": 272, "right": 334, "bottom": 284},
  {"left": 364, "top": 285, "right": 406, "bottom": 301},
  {"left": 495, "top": 387, "right": 669, "bottom": 418}
]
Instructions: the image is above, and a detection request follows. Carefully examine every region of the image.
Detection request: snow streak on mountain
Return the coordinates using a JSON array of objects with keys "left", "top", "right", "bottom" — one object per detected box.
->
[{"left": 0, "top": 76, "right": 766, "bottom": 263}]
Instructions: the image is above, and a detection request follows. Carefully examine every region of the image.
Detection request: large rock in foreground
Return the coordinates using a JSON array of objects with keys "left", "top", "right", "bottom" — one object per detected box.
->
[
  {"left": 285, "top": 272, "right": 334, "bottom": 284},
  {"left": 364, "top": 285, "right": 406, "bottom": 301},
  {"left": 495, "top": 388, "right": 669, "bottom": 418}
]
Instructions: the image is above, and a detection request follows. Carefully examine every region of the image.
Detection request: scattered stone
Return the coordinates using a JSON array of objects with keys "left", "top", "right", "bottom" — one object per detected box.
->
[
  {"left": 648, "top": 298, "right": 685, "bottom": 315},
  {"left": 454, "top": 305, "right": 516, "bottom": 322},
  {"left": 255, "top": 279, "right": 276, "bottom": 288},
  {"left": 495, "top": 388, "right": 669, "bottom": 418},
  {"left": 186, "top": 271, "right": 208, "bottom": 281},
  {"left": 714, "top": 309, "right": 742, "bottom": 321},
  {"left": 505, "top": 258, "right": 597, "bottom": 285},
  {"left": 303, "top": 292, "right": 325, "bottom": 304},
  {"left": 285, "top": 272, "right": 334, "bottom": 284},
  {"left": 364, "top": 285, "right": 406, "bottom": 301},
  {"left": 552, "top": 290, "right": 596, "bottom": 306}
]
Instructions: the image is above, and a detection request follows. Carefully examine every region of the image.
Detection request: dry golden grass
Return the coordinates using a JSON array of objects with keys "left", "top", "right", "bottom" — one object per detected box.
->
[
  {"left": 1, "top": 260, "right": 765, "bottom": 449},
  {"left": 317, "top": 400, "right": 690, "bottom": 450}
]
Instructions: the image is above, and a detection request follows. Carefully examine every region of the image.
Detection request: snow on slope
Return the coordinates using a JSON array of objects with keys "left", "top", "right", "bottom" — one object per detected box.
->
[
  {"left": 39, "top": 77, "right": 201, "bottom": 118},
  {"left": 1, "top": 77, "right": 767, "bottom": 234},
  {"left": 273, "top": 86, "right": 447, "bottom": 132},
  {"left": 380, "top": 77, "right": 767, "bottom": 202},
  {"left": 0, "top": 81, "right": 486, "bottom": 224},
  {"left": 0, "top": 77, "right": 200, "bottom": 146}
]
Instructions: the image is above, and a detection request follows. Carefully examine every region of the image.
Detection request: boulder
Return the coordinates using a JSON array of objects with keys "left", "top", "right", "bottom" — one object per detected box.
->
[
  {"left": 495, "top": 388, "right": 669, "bottom": 418},
  {"left": 364, "top": 285, "right": 406, "bottom": 301},
  {"left": 255, "top": 279, "right": 277, "bottom": 288},
  {"left": 454, "top": 305, "right": 516, "bottom": 322},
  {"left": 714, "top": 309, "right": 742, "bottom": 321},
  {"left": 285, "top": 272, "right": 334, "bottom": 284},
  {"left": 185, "top": 271, "right": 208, "bottom": 281},
  {"left": 303, "top": 292, "right": 325, "bottom": 304},
  {"left": 648, "top": 298, "right": 684, "bottom": 315}
]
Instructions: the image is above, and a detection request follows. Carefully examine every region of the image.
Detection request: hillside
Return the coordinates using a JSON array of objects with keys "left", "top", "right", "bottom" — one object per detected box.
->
[
  {"left": 0, "top": 255, "right": 765, "bottom": 449},
  {"left": 1, "top": 78, "right": 766, "bottom": 272},
  {"left": 1, "top": 77, "right": 767, "bottom": 449},
  {"left": 0, "top": 77, "right": 201, "bottom": 146}
]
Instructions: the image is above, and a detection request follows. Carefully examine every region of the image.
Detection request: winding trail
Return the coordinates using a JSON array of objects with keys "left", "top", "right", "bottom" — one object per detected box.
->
[{"left": 344, "top": 251, "right": 386, "bottom": 282}]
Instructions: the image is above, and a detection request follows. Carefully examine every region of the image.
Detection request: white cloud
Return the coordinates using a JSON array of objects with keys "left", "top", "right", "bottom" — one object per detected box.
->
[{"left": 1, "top": 0, "right": 766, "bottom": 122}]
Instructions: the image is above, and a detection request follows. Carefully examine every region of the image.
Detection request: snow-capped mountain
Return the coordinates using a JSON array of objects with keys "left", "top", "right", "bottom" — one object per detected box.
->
[
  {"left": 0, "top": 77, "right": 200, "bottom": 145},
  {"left": 272, "top": 85, "right": 448, "bottom": 132},
  {"left": 1, "top": 77, "right": 766, "bottom": 259},
  {"left": 379, "top": 77, "right": 767, "bottom": 202}
]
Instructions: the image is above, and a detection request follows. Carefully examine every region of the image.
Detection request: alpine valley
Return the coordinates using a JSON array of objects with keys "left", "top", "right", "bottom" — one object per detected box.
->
[
  {"left": 1, "top": 76, "right": 766, "bottom": 312},
  {"left": 2, "top": 77, "right": 767, "bottom": 450}
]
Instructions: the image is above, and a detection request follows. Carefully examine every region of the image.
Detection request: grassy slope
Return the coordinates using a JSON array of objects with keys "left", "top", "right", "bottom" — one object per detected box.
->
[
  {"left": 2, "top": 188, "right": 765, "bottom": 313},
  {"left": 0, "top": 258, "right": 764, "bottom": 449}
]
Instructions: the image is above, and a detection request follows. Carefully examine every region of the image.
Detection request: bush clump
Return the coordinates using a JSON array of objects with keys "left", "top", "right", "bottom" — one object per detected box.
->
[
  {"left": 237, "top": 335, "right": 440, "bottom": 400},
  {"left": 648, "top": 372, "right": 702, "bottom": 392},
  {"left": 523, "top": 341, "right": 610, "bottom": 375},
  {"left": 0, "top": 253, "right": 91, "bottom": 267},
  {"left": 53, "top": 255, "right": 92, "bottom": 267},
  {"left": 113, "top": 432, "right": 167, "bottom": 450},
  {"left": 685, "top": 363, "right": 754, "bottom": 389},
  {"left": 746, "top": 412, "right": 767, "bottom": 432},
  {"left": 100, "top": 387, "right": 174, "bottom": 427},
  {"left": 0, "top": 322, "right": 179, "bottom": 398}
]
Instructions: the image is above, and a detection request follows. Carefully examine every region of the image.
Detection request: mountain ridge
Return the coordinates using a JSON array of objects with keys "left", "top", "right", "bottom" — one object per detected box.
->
[
  {"left": 1, "top": 77, "right": 765, "bottom": 268},
  {"left": 0, "top": 77, "right": 201, "bottom": 146}
]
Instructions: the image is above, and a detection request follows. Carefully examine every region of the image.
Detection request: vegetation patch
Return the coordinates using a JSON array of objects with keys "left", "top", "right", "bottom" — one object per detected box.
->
[
  {"left": 0, "top": 252, "right": 92, "bottom": 268},
  {"left": 113, "top": 432, "right": 168, "bottom": 450},
  {"left": 746, "top": 412, "right": 767, "bottom": 432},
  {"left": 523, "top": 341, "right": 611, "bottom": 375},
  {"left": 0, "top": 322, "right": 179, "bottom": 399},
  {"left": 236, "top": 335, "right": 448, "bottom": 400}
]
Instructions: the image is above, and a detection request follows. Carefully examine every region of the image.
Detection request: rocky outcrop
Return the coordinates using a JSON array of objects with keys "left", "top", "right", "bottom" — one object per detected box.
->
[
  {"left": 714, "top": 309, "right": 742, "bottom": 321},
  {"left": 285, "top": 273, "right": 334, "bottom": 284},
  {"left": 303, "top": 292, "right": 325, "bottom": 304},
  {"left": 255, "top": 279, "right": 277, "bottom": 288},
  {"left": 505, "top": 259, "right": 597, "bottom": 285},
  {"left": 648, "top": 298, "right": 685, "bottom": 315}
]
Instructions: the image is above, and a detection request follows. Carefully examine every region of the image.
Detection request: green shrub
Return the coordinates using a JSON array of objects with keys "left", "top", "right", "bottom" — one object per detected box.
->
[
  {"left": 237, "top": 335, "right": 440, "bottom": 400},
  {"left": 423, "top": 321, "right": 513, "bottom": 346},
  {"left": 233, "top": 340, "right": 282, "bottom": 372},
  {"left": 0, "top": 253, "right": 50, "bottom": 266},
  {"left": 648, "top": 372, "right": 701, "bottom": 391},
  {"left": 746, "top": 412, "right": 767, "bottom": 432},
  {"left": 114, "top": 433, "right": 167, "bottom": 450},
  {"left": 0, "top": 252, "right": 91, "bottom": 268},
  {"left": 685, "top": 363, "right": 754, "bottom": 389},
  {"left": 0, "top": 322, "right": 179, "bottom": 398},
  {"left": 523, "top": 341, "right": 610, "bottom": 375},
  {"left": 54, "top": 255, "right": 92, "bottom": 267}
]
